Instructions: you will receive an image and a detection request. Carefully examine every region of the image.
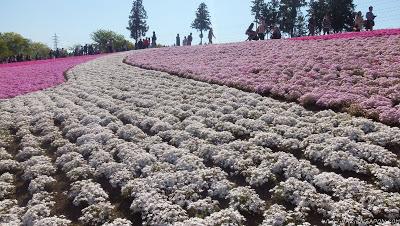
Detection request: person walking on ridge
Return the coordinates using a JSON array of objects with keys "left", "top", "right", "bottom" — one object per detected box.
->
[
  {"left": 354, "top": 11, "right": 364, "bottom": 32},
  {"left": 208, "top": 28, "right": 216, "bottom": 44},
  {"left": 183, "top": 36, "right": 187, "bottom": 46},
  {"left": 308, "top": 15, "right": 317, "bottom": 36},
  {"left": 365, "top": 6, "right": 376, "bottom": 31},
  {"left": 152, "top": 31, "right": 157, "bottom": 47},
  {"left": 176, "top": 34, "right": 181, "bottom": 46},
  {"left": 187, "top": 33, "right": 193, "bottom": 46},
  {"left": 257, "top": 17, "right": 266, "bottom": 40},
  {"left": 322, "top": 14, "right": 331, "bottom": 35}
]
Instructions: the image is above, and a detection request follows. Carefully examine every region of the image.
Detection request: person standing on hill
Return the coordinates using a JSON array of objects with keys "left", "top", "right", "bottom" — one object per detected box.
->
[
  {"left": 322, "top": 14, "right": 331, "bottom": 35},
  {"left": 188, "top": 33, "right": 193, "bottom": 46},
  {"left": 176, "top": 34, "right": 181, "bottom": 46},
  {"left": 308, "top": 15, "right": 317, "bottom": 36},
  {"left": 257, "top": 17, "right": 266, "bottom": 40},
  {"left": 152, "top": 31, "right": 157, "bottom": 47},
  {"left": 183, "top": 36, "right": 187, "bottom": 46},
  {"left": 208, "top": 28, "right": 216, "bottom": 44},
  {"left": 354, "top": 11, "right": 364, "bottom": 32},
  {"left": 365, "top": 6, "right": 376, "bottom": 31}
]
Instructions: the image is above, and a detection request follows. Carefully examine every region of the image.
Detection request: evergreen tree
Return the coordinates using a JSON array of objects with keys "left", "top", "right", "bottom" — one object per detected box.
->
[
  {"left": 294, "top": 13, "right": 307, "bottom": 37},
  {"left": 127, "top": 0, "right": 148, "bottom": 43},
  {"left": 326, "top": 0, "right": 355, "bottom": 32},
  {"left": 191, "top": 2, "right": 212, "bottom": 45},
  {"left": 307, "top": 0, "right": 328, "bottom": 34},
  {"left": 279, "top": 0, "right": 307, "bottom": 37},
  {"left": 261, "top": 0, "right": 281, "bottom": 35},
  {"left": 251, "top": 0, "right": 266, "bottom": 26}
]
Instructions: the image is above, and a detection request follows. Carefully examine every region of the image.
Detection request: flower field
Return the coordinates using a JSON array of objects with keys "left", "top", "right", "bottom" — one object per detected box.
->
[
  {"left": 125, "top": 29, "right": 400, "bottom": 126},
  {"left": 0, "top": 55, "right": 102, "bottom": 99},
  {"left": 1, "top": 53, "right": 400, "bottom": 225}
]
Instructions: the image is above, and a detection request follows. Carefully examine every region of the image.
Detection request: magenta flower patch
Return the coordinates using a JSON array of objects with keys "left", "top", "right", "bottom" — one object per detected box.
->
[{"left": 0, "top": 55, "right": 102, "bottom": 99}]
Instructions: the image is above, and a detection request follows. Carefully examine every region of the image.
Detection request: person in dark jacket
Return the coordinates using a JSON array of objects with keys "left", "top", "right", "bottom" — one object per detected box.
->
[
  {"left": 365, "top": 6, "right": 376, "bottom": 31},
  {"left": 271, "top": 26, "right": 281, "bottom": 39},
  {"left": 176, "top": 34, "right": 181, "bottom": 46},
  {"left": 246, "top": 23, "right": 258, "bottom": 41}
]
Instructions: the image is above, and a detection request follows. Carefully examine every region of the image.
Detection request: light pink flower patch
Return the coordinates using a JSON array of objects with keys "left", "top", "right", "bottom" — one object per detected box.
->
[
  {"left": 125, "top": 29, "right": 400, "bottom": 125},
  {"left": 0, "top": 55, "right": 102, "bottom": 99}
]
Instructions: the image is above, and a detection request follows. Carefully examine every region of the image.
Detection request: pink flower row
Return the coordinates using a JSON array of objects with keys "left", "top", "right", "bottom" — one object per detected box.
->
[
  {"left": 125, "top": 29, "right": 400, "bottom": 125},
  {"left": 291, "top": 28, "right": 400, "bottom": 41},
  {"left": 0, "top": 55, "right": 102, "bottom": 99}
]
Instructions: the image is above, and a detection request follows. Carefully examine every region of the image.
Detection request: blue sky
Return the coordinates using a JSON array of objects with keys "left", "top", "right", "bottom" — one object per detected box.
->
[{"left": 1, "top": 0, "right": 399, "bottom": 48}]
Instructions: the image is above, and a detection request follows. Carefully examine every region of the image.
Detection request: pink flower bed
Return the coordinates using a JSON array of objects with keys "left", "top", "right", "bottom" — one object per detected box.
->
[
  {"left": 291, "top": 28, "right": 400, "bottom": 41},
  {"left": 0, "top": 55, "right": 102, "bottom": 99},
  {"left": 125, "top": 29, "right": 400, "bottom": 125}
]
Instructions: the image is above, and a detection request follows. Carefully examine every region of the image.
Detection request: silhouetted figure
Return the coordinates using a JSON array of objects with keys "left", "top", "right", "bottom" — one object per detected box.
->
[
  {"left": 152, "top": 31, "right": 157, "bottom": 47},
  {"left": 55, "top": 48, "right": 60, "bottom": 58},
  {"left": 187, "top": 33, "right": 193, "bottom": 46},
  {"left": 257, "top": 17, "right": 266, "bottom": 40},
  {"left": 246, "top": 23, "right": 258, "bottom": 41},
  {"left": 365, "top": 6, "right": 376, "bottom": 31},
  {"left": 308, "top": 15, "right": 317, "bottom": 36},
  {"left": 137, "top": 39, "right": 144, "bottom": 49},
  {"left": 208, "top": 28, "right": 216, "bottom": 44},
  {"left": 183, "top": 36, "right": 187, "bottom": 46},
  {"left": 354, "top": 11, "right": 364, "bottom": 32},
  {"left": 83, "top": 44, "right": 88, "bottom": 55},
  {"left": 176, "top": 34, "right": 181, "bottom": 46},
  {"left": 271, "top": 26, "right": 281, "bottom": 39},
  {"left": 322, "top": 14, "right": 331, "bottom": 35}
]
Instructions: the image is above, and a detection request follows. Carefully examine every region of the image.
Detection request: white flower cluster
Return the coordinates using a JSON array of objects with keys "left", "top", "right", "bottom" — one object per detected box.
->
[{"left": 1, "top": 53, "right": 399, "bottom": 225}]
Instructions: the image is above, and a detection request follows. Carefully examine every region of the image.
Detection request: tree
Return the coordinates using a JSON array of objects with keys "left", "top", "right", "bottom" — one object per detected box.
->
[
  {"left": 1, "top": 32, "right": 30, "bottom": 55},
  {"left": 251, "top": 0, "right": 266, "bottom": 26},
  {"left": 261, "top": 0, "right": 281, "bottom": 36},
  {"left": 327, "top": 0, "right": 355, "bottom": 32},
  {"left": 28, "top": 42, "right": 51, "bottom": 59},
  {"left": 91, "top": 29, "right": 130, "bottom": 52},
  {"left": 127, "top": 0, "right": 148, "bottom": 43},
  {"left": 307, "top": 0, "right": 328, "bottom": 34},
  {"left": 279, "top": 0, "right": 307, "bottom": 37},
  {"left": 192, "top": 2, "right": 212, "bottom": 45},
  {"left": 294, "top": 13, "right": 307, "bottom": 37},
  {"left": 0, "top": 38, "right": 10, "bottom": 61}
]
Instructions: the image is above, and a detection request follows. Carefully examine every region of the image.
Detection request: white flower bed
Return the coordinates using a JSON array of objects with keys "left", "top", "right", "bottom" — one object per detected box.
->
[{"left": 0, "top": 53, "right": 399, "bottom": 225}]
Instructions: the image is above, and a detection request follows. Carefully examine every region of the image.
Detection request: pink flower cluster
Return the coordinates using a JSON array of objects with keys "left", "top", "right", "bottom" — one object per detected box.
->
[
  {"left": 0, "top": 55, "right": 102, "bottom": 99},
  {"left": 125, "top": 29, "right": 400, "bottom": 125},
  {"left": 292, "top": 28, "right": 400, "bottom": 41}
]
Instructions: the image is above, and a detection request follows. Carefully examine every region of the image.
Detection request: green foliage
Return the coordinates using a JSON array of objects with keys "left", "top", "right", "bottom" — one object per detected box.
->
[
  {"left": 28, "top": 42, "right": 51, "bottom": 59},
  {"left": 1, "top": 32, "right": 30, "bottom": 55},
  {"left": 127, "top": 0, "right": 148, "bottom": 42},
  {"left": 279, "top": 0, "right": 307, "bottom": 37},
  {"left": 0, "top": 38, "right": 10, "bottom": 60},
  {"left": 327, "top": 0, "right": 355, "bottom": 32},
  {"left": 91, "top": 29, "right": 131, "bottom": 52},
  {"left": 308, "top": 0, "right": 329, "bottom": 33},
  {"left": 262, "top": 0, "right": 281, "bottom": 27},
  {"left": 308, "top": 0, "right": 355, "bottom": 33},
  {"left": 251, "top": 0, "right": 266, "bottom": 25},
  {"left": 0, "top": 32, "right": 51, "bottom": 61},
  {"left": 192, "top": 2, "right": 212, "bottom": 44}
]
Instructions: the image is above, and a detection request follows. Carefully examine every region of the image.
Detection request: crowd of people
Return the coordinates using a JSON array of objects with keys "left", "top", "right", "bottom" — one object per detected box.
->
[
  {"left": 246, "top": 5, "right": 377, "bottom": 41},
  {"left": 175, "top": 33, "right": 193, "bottom": 46},
  {"left": 135, "top": 31, "right": 158, "bottom": 49},
  {"left": 311, "top": 6, "right": 376, "bottom": 36},
  {"left": 72, "top": 44, "right": 101, "bottom": 56},
  {"left": 246, "top": 18, "right": 282, "bottom": 41}
]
